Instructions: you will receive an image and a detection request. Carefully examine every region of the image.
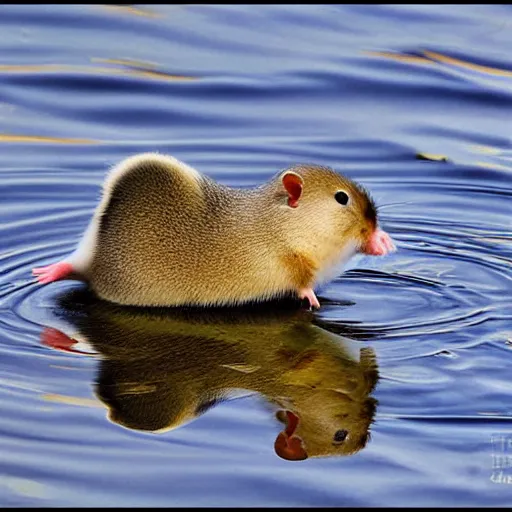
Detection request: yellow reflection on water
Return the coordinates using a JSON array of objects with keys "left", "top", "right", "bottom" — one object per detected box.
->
[
  {"left": 470, "top": 145, "right": 502, "bottom": 155},
  {"left": 424, "top": 50, "right": 512, "bottom": 77},
  {"left": 0, "top": 62, "right": 196, "bottom": 82},
  {"left": 100, "top": 4, "right": 162, "bottom": 18},
  {"left": 91, "top": 58, "right": 197, "bottom": 81},
  {"left": 367, "top": 50, "right": 512, "bottom": 77},
  {"left": 475, "top": 161, "right": 512, "bottom": 172},
  {"left": 365, "top": 51, "right": 431, "bottom": 65},
  {"left": 0, "top": 134, "right": 97, "bottom": 144},
  {"left": 91, "top": 57, "right": 157, "bottom": 69}
]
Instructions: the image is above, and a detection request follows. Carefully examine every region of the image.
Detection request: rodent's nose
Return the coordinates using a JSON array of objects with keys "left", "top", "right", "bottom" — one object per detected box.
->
[{"left": 361, "top": 229, "right": 396, "bottom": 256}]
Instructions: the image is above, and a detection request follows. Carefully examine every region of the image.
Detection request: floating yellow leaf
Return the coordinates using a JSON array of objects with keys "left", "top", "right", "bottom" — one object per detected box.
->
[{"left": 415, "top": 153, "right": 450, "bottom": 162}]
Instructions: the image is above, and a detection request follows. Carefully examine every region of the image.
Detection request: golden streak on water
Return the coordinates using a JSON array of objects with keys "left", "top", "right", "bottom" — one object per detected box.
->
[
  {"left": 469, "top": 145, "right": 502, "bottom": 155},
  {"left": 0, "top": 62, "right": 197, "bottom": 81},
  {"left": 91, "top": 57, "right": 158, "bottom": 69},
  {"left": 423, "top": 50, "right": 512, "bottom": 77},
  {"left": 364, "top": 51, "right": 432, "bottom": 65},
  {"left": 125, "top": 68, "right": 197, "bottom": 81},
  {"left": 42, "top": 393, "right": 103, "bottom": 407},
  {"left": 100, "top": 4, "right": 162, "bottom": 18},
  {"left": 0, "top": 134, "right": 97, "bottom": 144},
  {"left": 0, "top": 64, "right": 68, "bottom": 73},
  {"left": 475, "top": 161, "right": 512, "bottom": 172},
  {"left": 367, "top": 50, "right": 512, "bottom": 78}
]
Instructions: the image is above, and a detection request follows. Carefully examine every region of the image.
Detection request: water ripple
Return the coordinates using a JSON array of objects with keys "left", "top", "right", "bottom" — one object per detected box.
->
[{"left": 1, "top": 3, "right": 511, "bottom": 507}]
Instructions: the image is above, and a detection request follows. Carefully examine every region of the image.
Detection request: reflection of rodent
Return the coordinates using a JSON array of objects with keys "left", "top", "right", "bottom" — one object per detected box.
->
[
  {"left": 33, "top": 153, "right": 395, "bottom": 308},
  {"left": 48, "top": 289, "right": 380, "bottom": 461}
]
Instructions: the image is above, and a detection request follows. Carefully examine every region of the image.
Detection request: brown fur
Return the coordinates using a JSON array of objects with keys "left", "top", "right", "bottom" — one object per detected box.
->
[{"left": 85, "top": 154, "right": 378, "bottom": 307}]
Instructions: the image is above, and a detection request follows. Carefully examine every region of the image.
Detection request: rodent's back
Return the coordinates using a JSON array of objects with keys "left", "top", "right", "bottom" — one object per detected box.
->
[
  {"left": 90, "top": 156, "right": 215, "bottom": 303},
  {"left": 88, "top": 156, "right": 291, "bottom": 307}
]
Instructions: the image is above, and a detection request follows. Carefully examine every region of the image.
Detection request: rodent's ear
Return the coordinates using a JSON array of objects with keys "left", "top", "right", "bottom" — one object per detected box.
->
[{"left": 282, "top": 171, "right": 304, "bottom": 208}]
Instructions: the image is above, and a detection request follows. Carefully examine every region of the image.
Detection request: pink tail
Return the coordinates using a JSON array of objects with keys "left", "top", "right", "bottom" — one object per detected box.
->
[{"left": 32, "top": 261, "right": 74, "bottom": 284}]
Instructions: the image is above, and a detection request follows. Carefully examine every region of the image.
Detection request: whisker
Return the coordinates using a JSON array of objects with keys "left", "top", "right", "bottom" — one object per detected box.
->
[{"left": 377, "top": 201, "right": 414, "bottom": 210}]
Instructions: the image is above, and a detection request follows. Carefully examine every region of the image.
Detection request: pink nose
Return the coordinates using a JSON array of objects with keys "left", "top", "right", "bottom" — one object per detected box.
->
[{"left": 362, "top": 229, "right": 396, "bottom": 256}]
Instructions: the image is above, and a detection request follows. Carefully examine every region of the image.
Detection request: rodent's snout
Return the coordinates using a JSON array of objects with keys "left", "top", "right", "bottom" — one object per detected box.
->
[{"left": 361, "top": 229, "right": 396, "bottom": 256}]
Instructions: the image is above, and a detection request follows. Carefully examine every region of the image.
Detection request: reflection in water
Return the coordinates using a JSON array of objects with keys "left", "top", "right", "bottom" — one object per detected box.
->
[
  {"left": 422, "top": 50, "right": 512, "bottom": 78},
  {"left": 99, "top": 4, "right": 162, "bottom": 18},
  {"left": 367, "top": 49, "right": 512, "bottom": 77},
  {"left": 0, "top": 134, "right": 97, "bottom": 144},
  {"left": 43, "top": 289, "right": 379, "bottom": 461},
  {"left": 0, "top": 62, "right": 196, "bottom": 81}
]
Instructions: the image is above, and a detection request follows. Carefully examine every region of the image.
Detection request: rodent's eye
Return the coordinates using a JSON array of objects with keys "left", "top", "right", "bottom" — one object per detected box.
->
[
  {"left": 333, "top": 429, "right": 349, "bottom": 443},
  {"left": 335, "top": 191, "right": 350, "bottom": 206}
]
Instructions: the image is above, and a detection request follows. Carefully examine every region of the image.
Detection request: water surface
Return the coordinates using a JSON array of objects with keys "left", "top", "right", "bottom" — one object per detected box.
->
[{"left": 0, "top": 4, "right": 511, "bottom": 507}]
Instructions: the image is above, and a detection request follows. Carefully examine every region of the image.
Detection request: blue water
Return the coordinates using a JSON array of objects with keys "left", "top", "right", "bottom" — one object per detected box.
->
[{"left": 1, "top": 4, "right": 511, "bottom": 507}]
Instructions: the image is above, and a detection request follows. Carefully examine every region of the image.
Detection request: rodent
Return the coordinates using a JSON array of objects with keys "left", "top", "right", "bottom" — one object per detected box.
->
[
  {"left": 32, "top": 152, "right": 395, "bottom": 308},
  {"left": 43, "top": 287, "right": 380, "bottom": 460}
]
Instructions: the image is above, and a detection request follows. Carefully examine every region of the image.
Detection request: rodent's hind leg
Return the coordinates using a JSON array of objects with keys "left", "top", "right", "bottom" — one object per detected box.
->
[
  {"left": 32, "top": 261, "right": 75, "bottom": 284},
  {"left": 298, "top": 287, "right": 321, "bottom": 310}
]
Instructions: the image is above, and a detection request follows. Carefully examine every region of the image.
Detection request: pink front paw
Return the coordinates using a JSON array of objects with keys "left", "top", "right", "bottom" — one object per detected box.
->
[
  {"left": 298, "top": 287, "right": 321, "bottom": 309},
  {"left": 32, "top": 262, "right": 74, "bottom": 284}
]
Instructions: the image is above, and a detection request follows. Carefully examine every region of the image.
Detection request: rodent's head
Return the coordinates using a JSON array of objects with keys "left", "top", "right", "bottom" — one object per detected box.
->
[
  {"left": 274, "top": 164, "right": 394, "bottom": 258},
  {"left": 274, "top": 396, "right": 377, "bottom": 460},
  {"left": 273, "top": 345, "right": 379, "bottom": 461}
]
